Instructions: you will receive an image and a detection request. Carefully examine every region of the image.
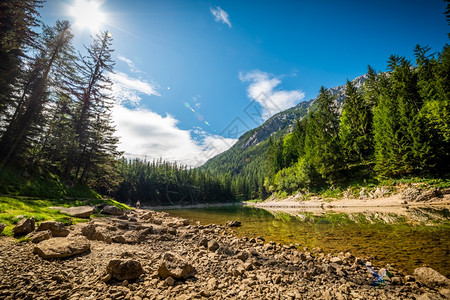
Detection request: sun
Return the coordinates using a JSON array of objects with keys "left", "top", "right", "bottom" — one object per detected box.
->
[{"left": 69, "top": 0, "right": 106, "bottom": 33}]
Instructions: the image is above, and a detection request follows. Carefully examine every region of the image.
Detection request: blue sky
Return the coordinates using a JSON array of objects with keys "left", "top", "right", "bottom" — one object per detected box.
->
[{"left": 40, "top": 0, "right": 449, "bottom": 166}]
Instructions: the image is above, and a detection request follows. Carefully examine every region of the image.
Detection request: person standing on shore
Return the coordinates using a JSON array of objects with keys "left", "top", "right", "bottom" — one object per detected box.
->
[{"left": 136, "top": 200, "right": 141, "bottom": 210}]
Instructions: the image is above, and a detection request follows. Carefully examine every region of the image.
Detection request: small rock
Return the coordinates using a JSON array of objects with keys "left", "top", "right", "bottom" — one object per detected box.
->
[
  {"left": 157, "top": 252, "right": 196, "bottom": 280},
  {"left": 165, "top": 276, "right": 175, "bottom": 286},
  {"left": 30, "top": 230, "right": 52, "bottom": 243},
  {"left": 198, "top": 238, "right": 208, "bottom": 248},
  {"left": 330, "top": 257, "right": 342, "bottom": 265},
  {"left": 207, "top": 277, "right": 217, "bottom": 290},
  {"left": 234, "top": 251, "right": 249, "bottom": 262},
  {"left": 13, "top": 218, "right": 35, "bottom": 235},
  {"left": 0, "top": 223, "right": 5, "bottom": 235},
  {"left": 112, "top": 235, "right": 126, "bottom": 243},
  {"left": 101, "top": 205, "right": 123, "bottom": 216},
  {"left": 208, "top": 240, "right": 219, "bottom": 252},
  {"left": 392, "top": 277, "right": 403, "bottom": 285},
  {"left": 106, "top": 259, "right": 144, "bottom": 280},
  {"left": 36, "top": 221, "right": 69, "bottom": 237},
  {"left": 81, "top": 224, "right": 111, "bottom": 243}
]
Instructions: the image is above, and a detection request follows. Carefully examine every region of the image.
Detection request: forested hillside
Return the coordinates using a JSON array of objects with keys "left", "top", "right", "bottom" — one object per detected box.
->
[
  {"left": 201, "top": 75, "right": 368, "bottom": 199},
  {"left": 265, "top": 46, "right": 450, "bottom": 195},
  {"left": 203, "top": 45, "right": 449, "bottom": 199}
]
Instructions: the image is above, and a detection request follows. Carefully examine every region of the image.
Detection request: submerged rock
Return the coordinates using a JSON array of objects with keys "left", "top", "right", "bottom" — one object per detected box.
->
[{"left": 226, "top": 220, "right": 241, "bottom": 227}]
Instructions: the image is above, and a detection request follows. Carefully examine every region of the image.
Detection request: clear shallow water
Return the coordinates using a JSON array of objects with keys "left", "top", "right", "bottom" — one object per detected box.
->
[{"left": 162, "top": 205, "right": 450, "bottom": 277}]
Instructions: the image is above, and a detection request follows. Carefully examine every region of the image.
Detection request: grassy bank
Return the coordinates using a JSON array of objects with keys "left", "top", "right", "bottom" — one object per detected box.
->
[
  {"left": 0, "top": 196, "right": 131, "bottom": 236},
  {"left": 0, "top": 167, "right": 101, "bottom": 199}
]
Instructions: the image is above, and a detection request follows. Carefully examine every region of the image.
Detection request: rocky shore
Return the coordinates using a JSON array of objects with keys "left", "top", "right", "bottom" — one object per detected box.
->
[{"left": 1, "top": 208, "right": 449, "bottom": 300}]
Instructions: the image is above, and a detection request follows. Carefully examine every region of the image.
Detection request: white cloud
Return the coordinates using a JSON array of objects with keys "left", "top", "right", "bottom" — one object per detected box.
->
[
  {"left": 112, "top": 105, "right": 237, "bottom": 167},
  {"left": 239, "top": 70, "right": 305, "bottom": 120},
  {"left": 117, "top": 55, "right": 141, "bottom": 73},
  {"left": 210, "top": 6, "right": 232, "bottom": 28},
  {"left": 110, "top": 72, "right": 160, "bottom": 105}
]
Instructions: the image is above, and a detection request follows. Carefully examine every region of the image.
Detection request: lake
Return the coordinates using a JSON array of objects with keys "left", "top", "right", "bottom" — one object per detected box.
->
[{"left": 162, "top": 205, "right": 450, "bottom": 277}]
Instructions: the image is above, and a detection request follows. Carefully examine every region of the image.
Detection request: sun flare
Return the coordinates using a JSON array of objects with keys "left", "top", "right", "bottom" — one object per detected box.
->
[{"left": 69, "top": 0, "right": 105, "bottom": 32}]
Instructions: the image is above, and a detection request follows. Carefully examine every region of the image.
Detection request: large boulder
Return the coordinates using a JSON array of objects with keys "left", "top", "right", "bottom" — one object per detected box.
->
[
  {"left": 158, "top": 252, "right": 196, "bottom": 280},
  {"left": 51, "top": 206, "right": 94, "bottom": 218},
  {"left": 414, "top": 267, "right": 450, "bottom": 289},
  {"left": 0, "top": 223, "right": 5, "bottom": 235},
  {"left": 81, "top": 224, "right": 111, "bottom": 243},
  {"left": 101, "top": 205, "right": 123, "bottom": 216},
  {"left": 33, "top": 237, "right": 90, "bottom": 259},
  {"left": 13, "top": 218, "right": 35, "bottom": 235},
  {"left": 106, "top": 259, "right": 144, "bottom": 280},
  {"left": 36, "top": 221, "right": 69, "bottom": 237}
]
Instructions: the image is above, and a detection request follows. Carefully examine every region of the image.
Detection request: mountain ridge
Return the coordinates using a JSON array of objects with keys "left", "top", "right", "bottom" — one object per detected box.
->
[{"left": 200, "top": 74, "right": 368, "bottom": 198}]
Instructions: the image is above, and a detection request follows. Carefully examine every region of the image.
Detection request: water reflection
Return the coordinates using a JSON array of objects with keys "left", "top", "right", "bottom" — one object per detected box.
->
[{"left": 163, "top": 205, "right": 450, "bottom": 276}]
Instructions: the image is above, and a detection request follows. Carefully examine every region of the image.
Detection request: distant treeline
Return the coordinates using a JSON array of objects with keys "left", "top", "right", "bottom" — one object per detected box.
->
[
  {"left": 115, "top": 158, "right": 235, "bottom": 206},
  {"left": 265, "top": 44, "right": 450, "bottom": 194}
]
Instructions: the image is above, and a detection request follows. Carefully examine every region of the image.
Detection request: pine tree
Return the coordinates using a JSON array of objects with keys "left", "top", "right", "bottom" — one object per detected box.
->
[
  {"left": 0, "top": 20, "right": 74, "bottom": 166},
  {"left": 0, "top": 0, "right": 43, "bottom": 119},
  {"left": 71, "top": 31, "right": 121, "bottom": 188},
  {"left": 412, "top": 45, "right": 450, "bottom": 174},
  {"left": 374, "top": 55, "right": 421, "bottom": 176},
  {"left": 339, "top": 80, "right": 373, "bottom": 164},
  {"left": 306, "top": 86, "right": 342, "bottom": 181}
]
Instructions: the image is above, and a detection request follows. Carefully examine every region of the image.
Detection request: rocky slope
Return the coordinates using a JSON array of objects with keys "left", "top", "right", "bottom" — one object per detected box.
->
[{"left": 1, "top": 208, "right": 449, "bottom": 300}]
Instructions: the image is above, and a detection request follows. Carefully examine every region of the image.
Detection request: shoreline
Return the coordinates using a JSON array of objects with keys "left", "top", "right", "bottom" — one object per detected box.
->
[
  {"left": 141, "top": 202, "right": 242, "bottom": 210},
  {"left": 248, "top": 191, "right": 450, "bottom": 210},
  {"left": 1, "top": 207, "right": 449, "bottom": 299}
]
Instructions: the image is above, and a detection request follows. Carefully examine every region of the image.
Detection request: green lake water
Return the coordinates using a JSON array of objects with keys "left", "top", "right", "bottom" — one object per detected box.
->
[{"left": 162, "top": 205, "right": 450, "bottom": 277}]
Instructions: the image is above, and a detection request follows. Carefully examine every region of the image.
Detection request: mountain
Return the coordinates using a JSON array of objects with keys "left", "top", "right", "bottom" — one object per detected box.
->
[{"left": 201, "top": 74, "right": 368, "bottom": 197}]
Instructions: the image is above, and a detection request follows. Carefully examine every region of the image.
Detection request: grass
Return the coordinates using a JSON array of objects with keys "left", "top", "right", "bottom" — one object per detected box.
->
[
  {"left": 0, "top": 166, "right": 101, "bottom": 199},
  {"left": 0, "top": 196, "right": 131, "bottom": 236}
]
